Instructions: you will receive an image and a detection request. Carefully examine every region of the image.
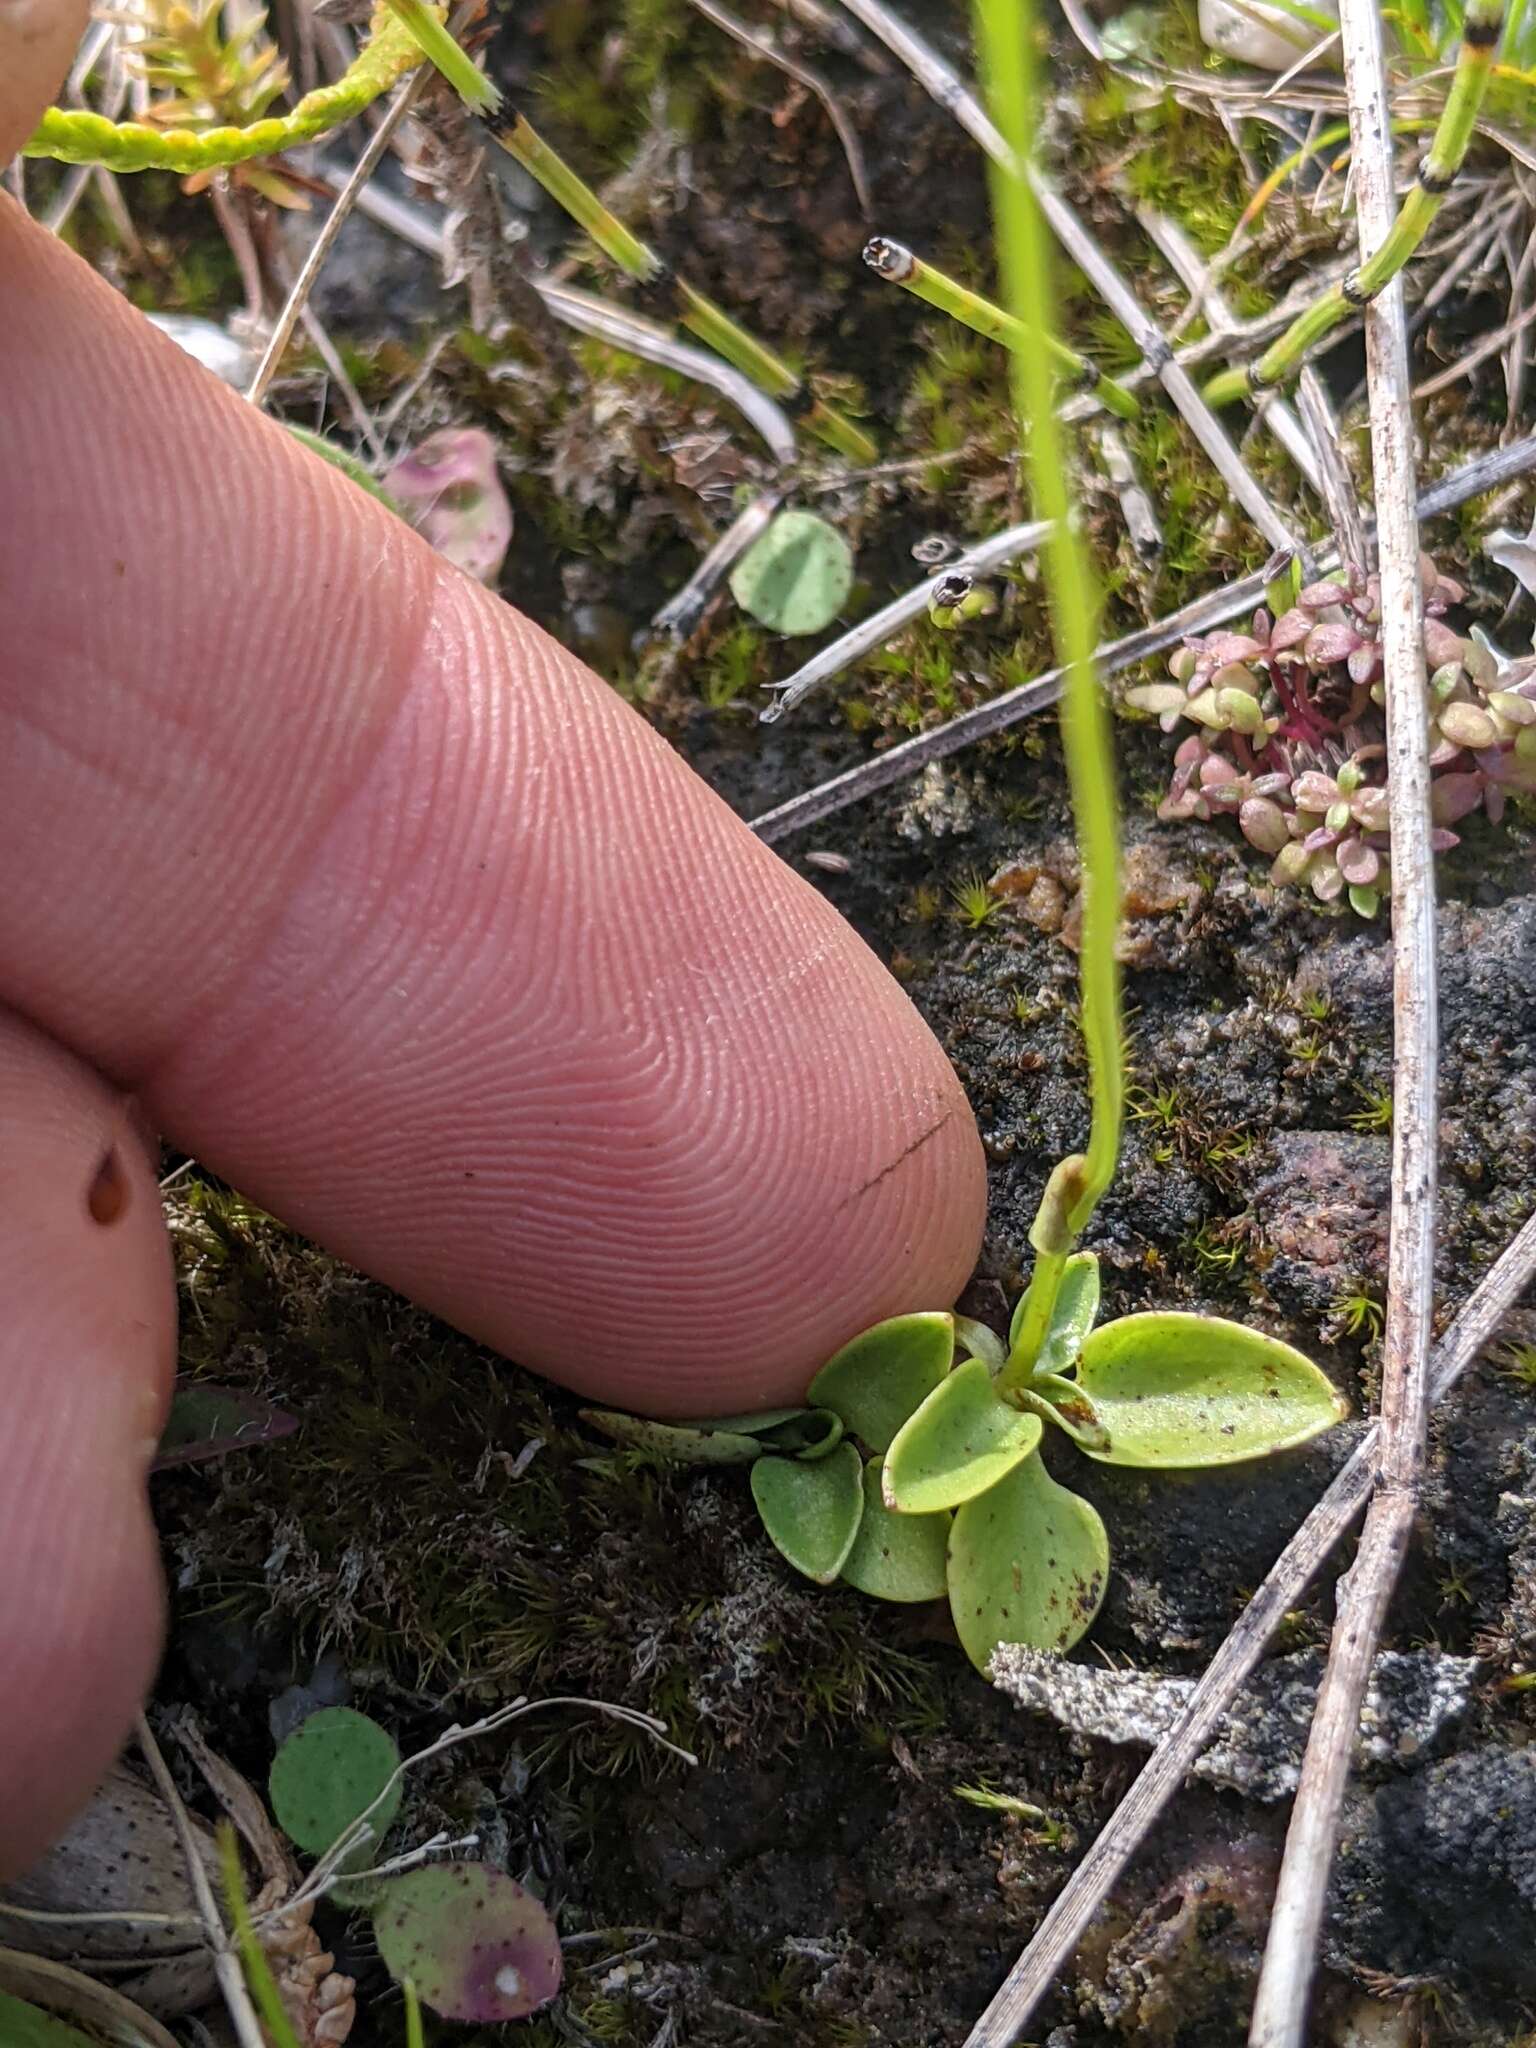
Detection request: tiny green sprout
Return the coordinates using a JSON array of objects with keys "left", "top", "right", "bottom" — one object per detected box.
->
[
  {"left": 1349, "top": 1086, "right": 1395, "bottom": 1132},
  {"left": 1189, "top": 1222, "right": 1246, "bottom": 1272},
  {"left": 1297, "top": 991, "right": 1333, "bottom": 1023},
  {"left": 1128, "top": 1083, "right": 1183, "bottom": 1131},
  {"left": 1292, "top": 1032, "right": 1326, "bottom": 1065},
  {"left": 949, "top": 873, "right": 1005, "bottom": 929},
  {"left": 953, "top": 1782, "right": 1067, "bottom": 1841},
  {"left": 1496, "top": 1341, "right": 1536, "bottom": 1387},
  {"left": 1334, "top": 1288, "right": 1385, "bottom": 1340}
]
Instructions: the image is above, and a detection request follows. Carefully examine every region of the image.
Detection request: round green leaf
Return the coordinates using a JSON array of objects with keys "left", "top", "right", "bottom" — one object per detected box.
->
[
  {"left": 1009, "top": 1250, "right": 1101, "bottom": 1373},
  {"left": 578, "top": 1409, "right": 766, "bottom": 1465},
  {"left": 1074, "top": 1312, "right": 1347, "bottom": 1468},
  {"left": 840, "top": 1457, "right": 950, "bottom": 1603},
  {"left": 883, "top": 1357, "right": 1043, "bottom": 1514},
  {"left": 729, "top": 509, "right": 853, "bottom": 635},
  {"left": 269, "top": 1706, "right": 402, "bottom": 1866},
  {"left": 750, "top": 1442, "right": 864, "bottom": 1583},
  {"left": 947, "top": 1451, "right": 1109, "bottom": 1673},
  {"left": 808, "top": 1312, "right": 955, "bottom": 1452},
  {"left": 373, "top": 1863, "right": 562, "bottom": 2022}
]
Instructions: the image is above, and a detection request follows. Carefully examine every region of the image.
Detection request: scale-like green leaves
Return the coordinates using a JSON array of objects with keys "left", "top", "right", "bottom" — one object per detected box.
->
[
  {"left": 884, "top": 1358, "right": 1043, "bottom": 1513},
  {"left": 947, "top": 1450, "right": 1109, "bottom": 1672},
  {"left": 750, "top": 1441, "right": 864, "bottom": 1583},
  {"left": 808, "top": 1312, "right": 955, "bottom": 1451},
  {"left": 730, "top": 510, "right": 853, "bottom": 635},
  {"left": 1074, "top": 1312, "right": 1346, "bottom": 1467},
  {"left": 840, "top": 1457, "right": 950, "bottom": 1601}
]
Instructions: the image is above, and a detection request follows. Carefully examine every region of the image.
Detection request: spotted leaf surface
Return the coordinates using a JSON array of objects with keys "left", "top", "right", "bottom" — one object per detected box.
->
[
  {"left": 947, "top": 1452, "right": 1109, "bottom": 1673},
  {"left": 373, "top": 1863, "right": 561, "bottom": 2022},
  {"left": 1074, "top": 1312, "right": 1346, "bottom": 1467}
]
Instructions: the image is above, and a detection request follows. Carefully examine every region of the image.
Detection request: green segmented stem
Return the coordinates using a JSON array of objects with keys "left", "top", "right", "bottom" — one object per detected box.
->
[
  {"left": 492, "top": 114, "right": 878, "bottom": 462},
  {"left": 1205, "top": 0, "right": 1506, "bottom": 405},
  {"left": 863, "top": 235, "right": 1140, "bottom": 420},
  {"left": 23, "top": 5, "right": 442, "bottom": 171}
]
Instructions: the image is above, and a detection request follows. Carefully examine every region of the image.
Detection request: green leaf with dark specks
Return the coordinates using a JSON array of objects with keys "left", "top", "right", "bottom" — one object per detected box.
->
[
  {"left": 808, "top": 1312, "right": 955, "bottom": 1451},
  {"left": 1074, "top": 1312, "right": 1347, "bottom": 1467},
  {"left": 883, "top": 1357, "right": 1043, "bottom": 1514},
  {"left": 840, "top": 1457, "right": 950, "bottom": 1603},
  {"left": 947, "top": 1451, "right": 1109, "bottom": 1673},
  {"left": 751, "top": 1442, "right": 864, "bottom": 1584},
  {"left": 729, "top": 510, "right": 853, "bottom": 636}
]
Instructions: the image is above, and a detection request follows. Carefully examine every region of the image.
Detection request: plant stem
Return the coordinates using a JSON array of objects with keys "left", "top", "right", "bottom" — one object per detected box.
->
[
  {"left": 976, "top": 0, "right": 1123, "bottom": 1378},
  {"left": 490, "top": 114, "right": 878, "bottom": 461},
  {"left": 1204, "top": 0, "right": 1506, "bottom": 403},
  {"left": 863, "top": 235, "right": 1140, "bottom": 419}
]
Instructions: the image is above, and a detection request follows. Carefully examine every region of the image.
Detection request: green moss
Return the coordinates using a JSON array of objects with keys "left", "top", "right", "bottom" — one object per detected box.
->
[{"left": 159, "top": 1181, "right": 944, "bottom": 1781}]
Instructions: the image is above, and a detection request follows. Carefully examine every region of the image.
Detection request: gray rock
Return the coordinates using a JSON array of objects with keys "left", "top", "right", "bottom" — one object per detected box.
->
[{"left": 990, "top": 1647, "right": 1478, "bottom": 1801}]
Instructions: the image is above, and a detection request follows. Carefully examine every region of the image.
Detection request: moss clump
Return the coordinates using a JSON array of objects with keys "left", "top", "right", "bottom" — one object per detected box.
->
[{"left": 158, "top": 1181, "right": 942, "bottom": 1781}]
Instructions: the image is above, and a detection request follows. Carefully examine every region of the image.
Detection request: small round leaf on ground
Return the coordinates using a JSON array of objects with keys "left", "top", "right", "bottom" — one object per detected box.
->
[
  {"left": 884, "top": 1358, "right": 1043, "bottom": 1514},
  {"left": 1074, "top": 1312, "right": 1347, "bottom": 1467},
  {"left": 729, "top": 509, "right": 854, "bottom": 635},
  {"left": 373, "top": 1863, "right": 562, "bottom": 2022},
  {"left": 947, "top": 1452, "right": 1109, "bottom": 1673},
  {"left": 840, "top": 1456, "right": 950, "bottom": 1602},
  {"left": 268, "top": 1707, "right": 401, "bottom": 1866},
  {"left": 808, "top": 1312, "right": 955, "bottom": 1452},
  {"left": 750, "top": 1442, "right": 864, "bottom": 1583}
]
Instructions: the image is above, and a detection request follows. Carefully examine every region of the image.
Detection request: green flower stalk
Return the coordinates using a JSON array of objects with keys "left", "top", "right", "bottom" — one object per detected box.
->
[
  {"left": 973, "top": 0, "right": 1124, "bottom": 1388},
  {"left": 491, "top": 115, "right": 877, "bottom": 462},
  {"left": 1204, "top": 0, "right": 1507, "bottom": 405},
  {"left": 863, "top": 234, "right": 1140, "bottom": 421}
]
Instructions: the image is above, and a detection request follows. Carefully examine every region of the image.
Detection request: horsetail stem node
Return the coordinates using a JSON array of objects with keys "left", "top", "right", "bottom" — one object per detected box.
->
[
  {"left": 1203, "top": 0, "right": 1507, "bottom": 405},
  {"left": 862, "top": 235, "right": 1140, "bottom": 420},
  {"left": 491, "top": 114, "right": 878, "bottom": 462}
]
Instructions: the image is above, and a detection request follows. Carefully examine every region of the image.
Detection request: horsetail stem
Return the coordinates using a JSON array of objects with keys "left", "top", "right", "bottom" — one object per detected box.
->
[
  {"left": 491, "top": 114, "right": 878, "bottom": 462},
  {"left": 862, "top": 236, "right": 1140, "bottom": 420},
  {"left": 1205, "top": 0, "right": 1506, "bottom": 405},
  {"left": 23, "top": 4, "right": 459, "bottom": 172}
]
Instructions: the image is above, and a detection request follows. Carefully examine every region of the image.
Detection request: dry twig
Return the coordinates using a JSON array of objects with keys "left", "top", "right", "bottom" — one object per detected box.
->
[
  {"left": 961, "top": 1199, "right": 1536, "bottom": 2048},
  {"left": 1249, "top": 0, "right": 1437, "bottom": 2032}
]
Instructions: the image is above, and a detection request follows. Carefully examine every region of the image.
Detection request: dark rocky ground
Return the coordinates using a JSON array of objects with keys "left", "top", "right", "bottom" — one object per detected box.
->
[{"left": 48, "top": 0, "right": 1536, "bottom": 2041}]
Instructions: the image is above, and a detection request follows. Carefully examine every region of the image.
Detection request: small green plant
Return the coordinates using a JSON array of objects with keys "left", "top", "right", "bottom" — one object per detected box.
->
[
  {"left": 1333, "top": 1288, "right": 1385, "bottom": 1341},
  {"left": 1496, "top": 1341, "right": 1536, "bottom": 1387},
  {"left": 587, "top": 0, "right": 1345, "bottom": 1677},
  {"left": 1349, "top": 1086, "right": 1395, "bottom": 1133},
  {"left": 949, "top": 873, "right": 1005, "bottom": 929},
  {"left": 373, "top": 1865, "right": 563, "bottom": 2022}
]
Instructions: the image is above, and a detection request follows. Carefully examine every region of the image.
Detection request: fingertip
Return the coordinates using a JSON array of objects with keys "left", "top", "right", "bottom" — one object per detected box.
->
[
  {"left": 0, "top": 1, "right": 90, "bottom": 164},
  {"left": 0, "top": 1010, "right": 175, "bottom": 1878}
]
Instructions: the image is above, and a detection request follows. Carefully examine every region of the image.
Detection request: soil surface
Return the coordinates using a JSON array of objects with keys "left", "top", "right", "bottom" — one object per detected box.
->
[{"left": 32, "top": 0, "right": 1536, "bottom": 2042}]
